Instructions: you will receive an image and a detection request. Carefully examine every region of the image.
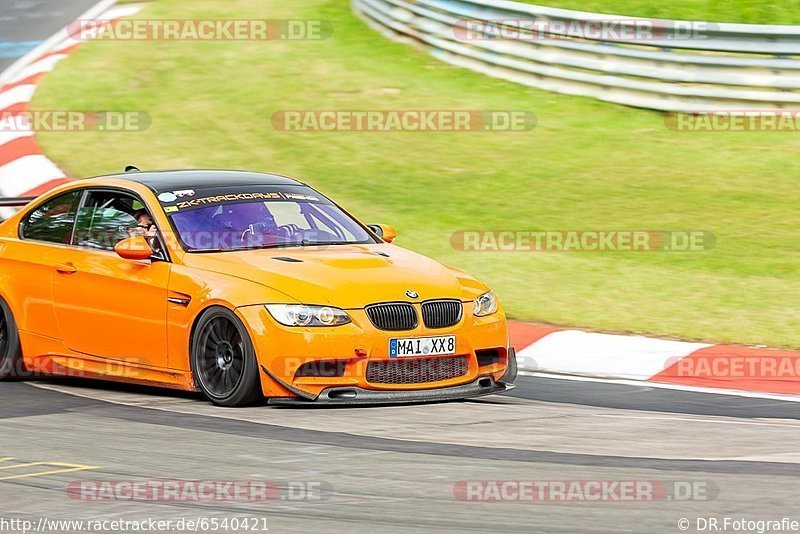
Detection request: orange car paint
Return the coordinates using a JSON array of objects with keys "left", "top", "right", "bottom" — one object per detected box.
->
[{"left": 0, "top": 177, "right": 510, "bottom": 398}]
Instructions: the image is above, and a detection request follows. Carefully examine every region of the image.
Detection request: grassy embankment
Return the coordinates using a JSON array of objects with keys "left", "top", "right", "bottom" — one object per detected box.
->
[{"left": 33, "top": 0, "right": 800, "bottom": 347}]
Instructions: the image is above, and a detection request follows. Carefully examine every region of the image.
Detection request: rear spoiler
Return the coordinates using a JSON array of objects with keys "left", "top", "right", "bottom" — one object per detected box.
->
[{"left": 0, "top": 197, "right": 35, "bottom": 208}]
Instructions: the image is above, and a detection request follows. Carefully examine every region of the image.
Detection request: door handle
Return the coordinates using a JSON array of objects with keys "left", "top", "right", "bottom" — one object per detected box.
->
[{"left": 55, "top": 263, "right": 77, "bottom": 274}]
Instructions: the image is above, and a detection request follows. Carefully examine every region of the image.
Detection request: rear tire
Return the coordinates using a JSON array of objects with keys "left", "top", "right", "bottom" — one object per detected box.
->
[
  {"left": 0, "top": 297, "right": 24, "bottom": 380},
  {"left": 191, "top": 306, "right": 262, "bottom": 407}
]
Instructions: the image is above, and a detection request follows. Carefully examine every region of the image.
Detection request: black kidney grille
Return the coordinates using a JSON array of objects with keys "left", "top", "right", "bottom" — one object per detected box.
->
[
  {"left": 366, "top": 356, "right": 469, "bottom": 384},
  {"left": 365, "top": 303, "right": 418, "bottom": 331},
  {"left": 421, "top": 299, "right": 463, "bottom": 329}
]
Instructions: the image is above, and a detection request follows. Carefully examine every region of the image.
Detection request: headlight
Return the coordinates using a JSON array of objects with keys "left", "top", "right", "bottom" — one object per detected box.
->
[
  {"left": 265, "top": 304, "right": 351, "bottom": 327},
  {"left": 473, "top": 291, "right": 498, "bottom": 317}
]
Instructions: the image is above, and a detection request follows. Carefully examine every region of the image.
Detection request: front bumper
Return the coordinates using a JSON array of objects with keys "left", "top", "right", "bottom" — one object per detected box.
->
[
  {"left": 238, "top": 304, "right": 512, "bottom": 400},
  {"left": 267, "top": 375, "right": 514, "bottom": 405},
  {"left": 263, "top": 348, "right": 518, "bottom": 406}
]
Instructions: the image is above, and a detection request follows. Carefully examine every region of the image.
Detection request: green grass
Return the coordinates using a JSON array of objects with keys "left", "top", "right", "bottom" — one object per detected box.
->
[
  {"left": 517, "top": 0, "right": 800, "bottom": 24},
  {"left": 32, "top": 0, "right": 800, "bottom": 348}
]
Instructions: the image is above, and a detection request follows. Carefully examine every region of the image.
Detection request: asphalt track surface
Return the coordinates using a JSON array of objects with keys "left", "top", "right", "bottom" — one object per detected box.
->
[
  {"left": 0, "top": 376, "right": 798, "bottom": 533},
  {"left": 0, "top": 0, "right": 99, "bottom": 73},
  {"left": 2, "top": 1, "right": 799, "bottom": 532}
]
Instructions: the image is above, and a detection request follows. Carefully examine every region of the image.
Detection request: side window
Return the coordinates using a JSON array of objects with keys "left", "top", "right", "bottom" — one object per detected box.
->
[
  {"left": 73, "top": 191, "right": 141, "bottom": 251},
  {"left": 20, "top": 191, "right": 82, "bottom": 244}
]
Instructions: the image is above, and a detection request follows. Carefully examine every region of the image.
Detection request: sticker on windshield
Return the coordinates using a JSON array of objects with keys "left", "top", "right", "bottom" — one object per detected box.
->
[
  {"left": 284, "top": 193, "right": 320, "bottom": 201},
  {"left": 157, "top": 189, "right": 327, "bottom": 211},
  {"left": 176, "top": 192, "right": 284, "bottom": 209}
]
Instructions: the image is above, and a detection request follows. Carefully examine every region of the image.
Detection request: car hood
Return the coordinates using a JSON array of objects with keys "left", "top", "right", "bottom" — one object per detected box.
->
[{"left": 182, "top": 244, "right": 489, "bottom": 308}]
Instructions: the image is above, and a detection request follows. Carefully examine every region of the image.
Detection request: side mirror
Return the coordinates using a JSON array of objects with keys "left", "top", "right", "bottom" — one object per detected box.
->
[
  {"left": 368, "top": 224, "right": 397, "bottom": 243},
  {"left": 115, "top": 236, "right": 154, "bottom": 261}
]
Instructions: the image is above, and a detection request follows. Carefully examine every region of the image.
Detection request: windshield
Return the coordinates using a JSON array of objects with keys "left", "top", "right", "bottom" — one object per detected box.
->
[{"left": 160, "top": 186, "right": 377, "bottom": 252}]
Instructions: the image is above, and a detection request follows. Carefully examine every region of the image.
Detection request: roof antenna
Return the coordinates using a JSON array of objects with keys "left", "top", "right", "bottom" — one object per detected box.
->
[{"left": 125, "top": 165, "right": 140, "bottom": 173}]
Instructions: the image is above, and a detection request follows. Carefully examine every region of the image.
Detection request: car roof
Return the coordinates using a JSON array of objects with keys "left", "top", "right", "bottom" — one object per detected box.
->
[{"left": 94, "top": 169, "right": 305, "bottom": 194}]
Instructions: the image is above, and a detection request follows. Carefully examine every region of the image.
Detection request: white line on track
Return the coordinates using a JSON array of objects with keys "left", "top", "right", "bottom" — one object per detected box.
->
[{"left": 521, "top": 371, "right": 800, "bottom": 403}]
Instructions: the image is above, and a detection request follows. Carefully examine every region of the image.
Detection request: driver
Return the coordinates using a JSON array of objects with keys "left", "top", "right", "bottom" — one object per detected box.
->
[
  {"left": 126, "top": 209, "right": 165, "bottom": 258},
  {"left": 129, "top": 209, "right": 158, "bottom": 239}
]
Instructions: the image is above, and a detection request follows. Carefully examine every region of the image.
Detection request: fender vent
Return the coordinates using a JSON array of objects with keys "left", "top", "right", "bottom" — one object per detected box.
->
[{"left": 273, "top": 257, "right": 303, "bottom": 263}]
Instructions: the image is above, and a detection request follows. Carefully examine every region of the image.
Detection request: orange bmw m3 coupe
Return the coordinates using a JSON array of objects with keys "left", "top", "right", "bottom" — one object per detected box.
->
[{"left": 0, "top": 169, "right": 516, "bottom": 406}]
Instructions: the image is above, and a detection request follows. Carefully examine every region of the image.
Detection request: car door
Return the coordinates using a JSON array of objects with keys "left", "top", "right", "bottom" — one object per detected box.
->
[
  {"left": 51, "top": 189, "right": 171, "bottom": 368},
  {"left": 14, "top": 189, "right": 84, "bottom": 340}
]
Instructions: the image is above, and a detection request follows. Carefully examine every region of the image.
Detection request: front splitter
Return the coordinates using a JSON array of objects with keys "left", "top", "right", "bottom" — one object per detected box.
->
[{"left": 268, "top": 376, "right": 514, "bottom": 406}]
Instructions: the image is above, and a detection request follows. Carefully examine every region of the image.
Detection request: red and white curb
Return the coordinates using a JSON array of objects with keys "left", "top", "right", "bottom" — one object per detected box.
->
[
  {"left": 0, "top": 2, "right": 140, "bottom": 203},
  {"left": 510, "top": 322, "right": 800, "bottom": 398}
]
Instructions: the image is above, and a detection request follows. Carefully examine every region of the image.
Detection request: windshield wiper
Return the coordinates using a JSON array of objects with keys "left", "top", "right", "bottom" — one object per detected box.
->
[
  {"left": 298, "top": 241, "right": 352, "bottom": 247},
  {"left": 187, "top": 242, "right": 355, "bottom": 253},
  {"left": 255, "top": 241, "right": 354, "bottom": 249}
]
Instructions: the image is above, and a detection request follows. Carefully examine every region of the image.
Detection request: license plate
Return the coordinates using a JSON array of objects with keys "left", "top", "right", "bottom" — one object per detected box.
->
[{"left": 390, "top": 335, "right": 456, "bottom": 358}]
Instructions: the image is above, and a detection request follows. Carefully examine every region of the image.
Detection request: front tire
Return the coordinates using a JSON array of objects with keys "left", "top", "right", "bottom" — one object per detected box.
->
[
  {"left": 0, "top": 296, "right": 24, "bottom": 379},
  {"left": 191, "top": 307, "right": 262, "bottom": 407}
]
